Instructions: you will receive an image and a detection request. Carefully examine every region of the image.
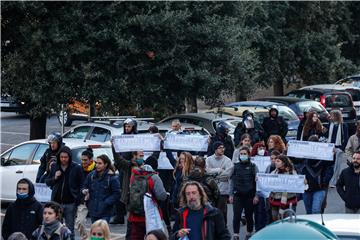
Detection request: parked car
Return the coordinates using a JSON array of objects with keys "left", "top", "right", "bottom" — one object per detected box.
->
[
  {"left": 62, "top": 120, "right": 210, "bottom": 143},
  {"left": 0, "top": 138, "right": 113, "bottom": 202},
  {"left": 296, "top": 214, "right": 360, "bottom": 240},
  {"left": 335, "top": 73, "right": 360, "bottom": 87},
  {"left": 158, "top": 113, "right": 242, "bottom": 137},
  {"left": 223, "top": 101, "right": 300, "bottom": 140},
  {"left": 0, "top": 94, "right": 28, "bottom": 113},
  {"left": 287, "top": 86, "right": 357, "bottom": 134},
  {"left": 256, "top": 96, "right": 330, "bottom": 124}
]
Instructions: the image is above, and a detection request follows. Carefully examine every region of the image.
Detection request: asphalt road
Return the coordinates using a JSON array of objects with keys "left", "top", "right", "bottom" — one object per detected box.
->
[{"left": 0, "top": 112, "right": 348, "bottom": 239}]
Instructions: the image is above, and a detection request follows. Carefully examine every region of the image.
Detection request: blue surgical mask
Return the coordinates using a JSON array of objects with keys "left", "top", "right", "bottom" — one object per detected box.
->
[
  {"left": 17, "top": 192, "right": 29, "bottom": 199},
  {"left": 135, "top": 158, "right": 144, "bottom": 165},
  {"left": 239, "top": 155, "right": 249, "bottom": 162}
]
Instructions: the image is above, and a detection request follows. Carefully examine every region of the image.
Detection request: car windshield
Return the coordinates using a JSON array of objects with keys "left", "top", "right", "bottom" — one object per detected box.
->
[
  {"left": 297, "top": 101, "right": 327, "bottom": 113},
  {"left": 325, "top": 94, "right": 352, "bottom": 108},
  {"left": 277, "top": 106, "right": 299, "bottom": 121},
  {"left": 336, "top": 77, "right": 360, "bottom": 88},
  {"left": 345, "top": 89, "right": 360, "bottom": 101}
]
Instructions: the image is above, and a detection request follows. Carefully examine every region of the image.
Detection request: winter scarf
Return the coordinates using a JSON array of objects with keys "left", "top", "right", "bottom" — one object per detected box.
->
[
  {"left": 327, "top": 123, "right": 342, "bottom": 146},
  {"left": 43, "top": 220, "right": 61, "bottom": 236},
  {"left": 84, "top": 161, "right": 95, "bottom": 173}
]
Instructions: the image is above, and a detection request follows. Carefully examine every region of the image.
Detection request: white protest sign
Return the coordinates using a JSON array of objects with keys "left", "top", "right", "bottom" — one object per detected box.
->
[
  {"left": 113, "top": 134, "right": 161, "bottom": 152},
  {"left": 34, "top": 183, "right": 52, "bottom": 202},
  {"left": 256, "top": 173, "right": 306, "bottom": 193},
  {"left": 157, "top": 152, "right": 175, "bottom": 170},
  {"left": 251, "top": 156, "right": 271, "bottom": 173},
  {"left": 287, "top": 140, "right": 334, "bottom": 161},
  {"left": 164, "top": 134, "right": 208, "bottom": 152}
]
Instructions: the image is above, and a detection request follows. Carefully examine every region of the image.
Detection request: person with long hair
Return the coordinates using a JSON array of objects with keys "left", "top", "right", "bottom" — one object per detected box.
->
[
  {"left": 172, "top": 181, "right": 231, "bottom": 240},
  {"left": 267, "top": 135, "right": 286, "bottom": 154},
  {"left": 89, "top": 220, "right": 111, "bottom": 240},
  {"left": 82, "top": 154, "right": 120, "bottom": 223},
  {"left": 299, "top": 111, "right": 327, "bottom": 141},
  {"left": 327, "top": 110, "right": 349, "bottom": 151},
  {"left": 268, "top": 155, "right": 298, "bottom": 221},
  {"left": 171, "top": 152, "right": 194, "bottom": 208},
  {"left": 250, "top": 141, "right": 268, "bottom": 157}
]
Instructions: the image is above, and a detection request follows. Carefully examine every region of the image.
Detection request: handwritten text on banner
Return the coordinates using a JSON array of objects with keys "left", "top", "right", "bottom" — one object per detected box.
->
[
  {"left": 287, "top": 140, "right": 334, "bottom": 161},
  {"left": 113, "top": 134, "right": 161, "bottom": 152},
  {"left": 256, "top": 173, "right": 306, "bottom": 193},
  {"left": 164, "top": 134, "right": 208, "bottom": 152}
]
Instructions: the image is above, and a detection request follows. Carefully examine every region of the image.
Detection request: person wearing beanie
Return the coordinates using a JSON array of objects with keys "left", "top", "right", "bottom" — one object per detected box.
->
[
  {"left": 2, "top": 178, "right": 43, "bottom": 239},
  {"left": 206, "top": 141, "right": 234, "bottom": 224},
  {"left": 45, "top": 146, "right": 83, "bottom": 240},
  {"left": 207, "top": 121, "right": 235, "bottom": 159}
]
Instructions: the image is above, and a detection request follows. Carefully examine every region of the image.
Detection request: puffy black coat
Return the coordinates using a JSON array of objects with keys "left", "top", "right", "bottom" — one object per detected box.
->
[
  {"left": 2, "top": 178, "right": 43, "bottom": 240},
  {"left": 171, "top": 204, "right": 231, "bottom": 240},
  {"left": 234, "top": 121, "right": 264, "bottom": 147}
]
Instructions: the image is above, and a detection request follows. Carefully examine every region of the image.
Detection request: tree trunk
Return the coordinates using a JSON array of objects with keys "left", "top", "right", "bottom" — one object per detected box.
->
[
  {"left": 235, "top": 91, "right": 247, "bottom": 101},
  {"left": 185, "top": 94, "right": 198, "bottom": 113},
  {"left": 89, "top": 97, "right": 96, "bottom": 120},
  {"left": 273, "top": 79, "right": 284, "bottom": 96},
  {"left": 29, "top": 113, "right": 47, "bottom": 140}
]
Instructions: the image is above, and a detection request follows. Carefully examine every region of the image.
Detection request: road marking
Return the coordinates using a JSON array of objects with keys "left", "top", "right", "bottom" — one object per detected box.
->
[{"left": 0, "top": 131, "right": 29, "bottom": 136}]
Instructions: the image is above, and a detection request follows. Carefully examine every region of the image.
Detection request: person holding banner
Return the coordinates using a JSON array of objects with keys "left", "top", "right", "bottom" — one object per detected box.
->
[
  {"left": 111, "top": 118, "right": 138, "bottom": 224},
  {"left": 229, "top": 146, "right": 258, "bottom": 240},
  {"left": 268, "top": 155, "right": 298, "bottom": 221},
  {"left": 2, "top": 178, "right": 43, "bottom": 240}
]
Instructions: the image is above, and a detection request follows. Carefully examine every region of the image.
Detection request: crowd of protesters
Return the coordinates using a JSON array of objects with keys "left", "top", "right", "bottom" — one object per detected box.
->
[{"left": 2, "top": 107, "right": 360, "bottom": 240}]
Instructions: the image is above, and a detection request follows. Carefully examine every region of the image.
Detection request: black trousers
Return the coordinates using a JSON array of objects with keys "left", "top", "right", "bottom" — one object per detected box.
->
[{"left": 233, "top": 195, "right": 254, "bottom": 234}]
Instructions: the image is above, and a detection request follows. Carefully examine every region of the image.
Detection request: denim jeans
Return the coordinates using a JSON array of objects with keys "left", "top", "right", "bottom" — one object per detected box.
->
[
  {"left": 61, "top": 203, "right": 76, "bottom": 240},
  {"left": 254, "top": 197, "right": 268, "bottom": 231},
  {"left": 91, "top": 216, "right": 110, "bottom": 223},
  {"left": 303, "top": 190, "right": 326, "bottom": 214}
]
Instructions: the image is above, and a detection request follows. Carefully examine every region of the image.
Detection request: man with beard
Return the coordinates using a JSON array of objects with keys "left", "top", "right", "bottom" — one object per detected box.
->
[
  {"left": 336, "top": 151, "right": 360, "bottom": 213},
  {"left": 345, "top": 121, "right": 360, "bottom": 161},
  {"left": 172, "top": 181, "right": 230, "bottom": 240}
]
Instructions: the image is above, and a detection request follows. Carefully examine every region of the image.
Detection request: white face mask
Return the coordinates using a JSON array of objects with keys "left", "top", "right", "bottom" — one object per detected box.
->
[{"left": 258, "top": 149, "right": 265, "bottom": 156}]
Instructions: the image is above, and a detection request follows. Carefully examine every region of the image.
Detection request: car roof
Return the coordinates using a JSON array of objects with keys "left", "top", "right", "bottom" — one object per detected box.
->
[
  {"left": 225, "top": 101, "right": 286, "bottom": 107},
  {"left": 161, "top": 112, "right": 241, "bottom": 121},
  {"left": 256, "top": 96, "right": 312, "bottom": 104},
  {"left": 156, "top": 122, "right": 205, "bottom": 130},
  {"left": 301, "top": 84, "right": 360, "bottom": 91},
  {"left": 296, "top": 214, "right": 360, "bottom": 237}
]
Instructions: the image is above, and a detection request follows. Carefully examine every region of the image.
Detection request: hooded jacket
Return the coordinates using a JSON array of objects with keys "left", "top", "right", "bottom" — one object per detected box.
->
[
  {"left": 36, "top": 142, "right": 65, "bottom": 183},
  {"left": 336, "top": 165, "right": 360, "bottom": 210},
  {"left": 171, "top": 203, "right": 231, "bottom": 240},
  {"left": 2, "top": 178, "right": 43, "bottom": 240},
  {"left": 45, "top": 146, "right": 83, "bottom": 205},
  {"left": 302, "top": 159, "right": 333, "bottom": 192},
  {"left": 83, "top": 169, "right": 121, "bottom": 218},
  {"left": 262, "top": 107, "right": 288, "bottom": 141}
]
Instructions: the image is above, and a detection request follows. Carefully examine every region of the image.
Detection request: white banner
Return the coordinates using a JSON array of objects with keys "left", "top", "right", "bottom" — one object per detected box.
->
[
  {"left": 287, "top": 140, "right": 334, "bottom": 161},
  {"left": 113, "top": 134, "right": 161, "bottom": 152},
  {"left": 157, "top": 152, "right": 175, "bottom": 170},
  {"left": 164, "top": 134, "right": 208, "bottom": 152},
  {"left": 34, "top": 183, "right": 52, "bottom": 202},
  {"left": 256, "top": 173, "right": 306, "bottom": 193},
  {"left": 251, "top": 156, "right": 271, "bottom": 173}
]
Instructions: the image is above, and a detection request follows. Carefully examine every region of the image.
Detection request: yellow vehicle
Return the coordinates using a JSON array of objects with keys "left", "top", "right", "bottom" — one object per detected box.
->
[{"left": 58, "top": 99, "right": 101, "bottom": 126}]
